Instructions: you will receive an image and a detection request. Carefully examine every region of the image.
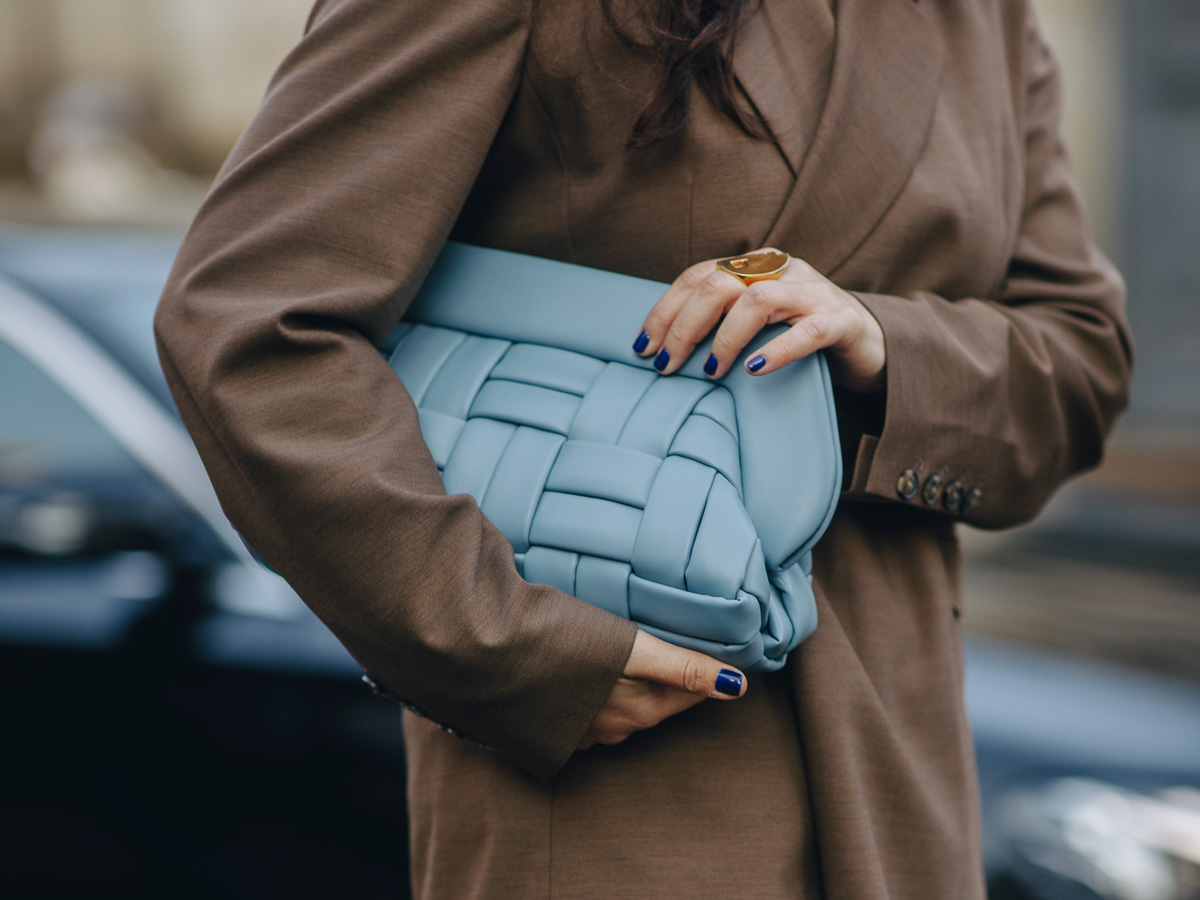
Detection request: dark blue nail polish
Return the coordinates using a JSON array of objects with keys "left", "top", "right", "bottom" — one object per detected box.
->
[
  {"left": 746, "top": 355, "right": 767, "bottom": 373},
  {"left": 704, "top": 353, "right": 718, "bottom": 376},
  {"left": 633, "top": 330, "right": 650, "bottom": 354},
  {"left": 653, "top": 348, "right": 670, "bottom": 371},
  {"left": 715, "top": 669, "right": 743, "bottom": 696}
]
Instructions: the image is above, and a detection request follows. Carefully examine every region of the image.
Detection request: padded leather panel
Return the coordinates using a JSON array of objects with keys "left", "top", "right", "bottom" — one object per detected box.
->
[{"left": 389, "top": 242, "right": 841, "bottom": 671}]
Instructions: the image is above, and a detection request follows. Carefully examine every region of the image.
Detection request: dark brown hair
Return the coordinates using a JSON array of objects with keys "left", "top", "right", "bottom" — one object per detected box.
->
[{"left": 600, "top": 0, "right": 772, "bottom": 150}]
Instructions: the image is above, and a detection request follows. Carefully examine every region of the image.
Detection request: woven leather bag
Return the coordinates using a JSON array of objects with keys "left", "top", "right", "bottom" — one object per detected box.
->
[{"left": 386, "top": 242, "right": 841, "bottom": 672}]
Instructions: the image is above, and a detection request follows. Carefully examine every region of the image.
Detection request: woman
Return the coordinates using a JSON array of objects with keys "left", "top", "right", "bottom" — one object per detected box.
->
[{"left": 154, "top": 0, "right": 1133, "bottom": 896}]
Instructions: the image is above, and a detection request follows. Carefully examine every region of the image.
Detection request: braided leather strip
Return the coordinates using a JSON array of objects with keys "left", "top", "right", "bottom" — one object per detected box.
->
[{"left": 389, "top": 323, "right": 810, "bottom": 671}]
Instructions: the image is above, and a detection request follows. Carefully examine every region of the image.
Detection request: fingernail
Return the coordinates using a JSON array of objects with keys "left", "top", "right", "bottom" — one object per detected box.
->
[
  {"left": 653, "top": 348, "right": 670, "bottom": 372},
  {"left": 715, "top": 669, "right": 743, "bottom": 696},
  {"left": 633, "top": 330, "right": 650, "bottom": 354},
  {"left": 704, "top": 353, "right": 718, "bottom": 376},
  {"left": 746, "top": 355, "right": 766, "bottom": 373}
]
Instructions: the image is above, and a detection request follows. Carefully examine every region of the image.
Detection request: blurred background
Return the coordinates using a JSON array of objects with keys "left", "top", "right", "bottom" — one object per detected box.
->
[{"left": 0, "top": 1, "right": 1198, "bottom": 898}]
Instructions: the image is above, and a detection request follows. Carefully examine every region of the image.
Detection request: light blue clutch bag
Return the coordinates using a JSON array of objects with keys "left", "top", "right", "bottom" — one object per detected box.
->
[{"left": 386, "top": 242, "right": 841, "bottom": 672}]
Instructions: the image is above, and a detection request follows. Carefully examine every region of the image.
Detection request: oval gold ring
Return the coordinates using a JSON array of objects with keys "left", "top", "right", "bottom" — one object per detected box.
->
[{"left": 715, "top": 247, "right": 790, "bottom": 285}]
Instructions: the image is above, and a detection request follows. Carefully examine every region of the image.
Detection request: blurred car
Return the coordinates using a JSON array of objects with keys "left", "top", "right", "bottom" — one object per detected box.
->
[
  {"left": 1, "top": 224, "right": 1198, "bottom": 900},
  {"left": 0, "top": 226, "right": 410, "bottom": 898},
  {"left": 0, "top": 225, "right": 375, "bottom": 669}
]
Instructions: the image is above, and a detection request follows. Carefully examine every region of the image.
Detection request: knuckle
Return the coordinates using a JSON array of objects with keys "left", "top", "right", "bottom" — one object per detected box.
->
[
  {"left": 598, "top": 719, "right": 631, "bottom": 744},
  {"left": 680, "top": 657, "right": 707, "bottom": 695},
  {"left": 665, "top": 318, "right": 701, "bottom": 348},
  {"left": 630, "top": 708, "right": 659, "bottom": 732},
  {"left": 742, "top": 283, "right": 778, "bottom": 312},
  {"left": 792, "top": 257, "right": 817, "bottom": 279},
  {"left": 663, "top": 332, "right": 689, "bottom": 357},
  {"left": 681, "top": 262, "right": 710, "bottom": 289},
  {"left": 697, "top": 272, "right": 726, "bottom": 300},
  {"left": 800, "top": 316, "right": 829, "bottom": 344},
  {"left": 838, "top": 307, "right": 864, "bottom": 341},
  {"left": 642, "top": 309, "right": 668, "bottom": 333},
  {"left": 769, "top": 333, "right": 799, "bottom": 360},
  {"left": 711, "top": 329, "right": 744, "bottom": 360},
  {"left": 710, "top": 336, "right": 735, "bottom": 358}
]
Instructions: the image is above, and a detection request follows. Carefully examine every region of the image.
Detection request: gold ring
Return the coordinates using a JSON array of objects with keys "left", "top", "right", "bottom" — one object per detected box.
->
[{"left": 716, "top": 247, "right": 790, "bottom": 285}]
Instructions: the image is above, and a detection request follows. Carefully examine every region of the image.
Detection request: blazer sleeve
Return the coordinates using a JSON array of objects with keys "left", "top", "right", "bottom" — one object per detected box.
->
[
  {"left": 839, "top": 6, "right": 1134, "bottom": 529},
  {"left": 153, "top": 0, "right": 637, "bottom": 781}
]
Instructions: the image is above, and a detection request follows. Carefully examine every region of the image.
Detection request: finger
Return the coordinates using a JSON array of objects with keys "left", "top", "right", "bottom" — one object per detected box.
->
[
  {"left": 588, "top": 687, "right": 707, "bottom": 747},
  {"left": 632, "top": 259, "right": 717, "bottom": 358},
  {"left": 577, "top": 679, "right": 705, "bottom": 749},
  {"left": 653, "top": 268, "right": 745, "bottom": 375},
  {"left": 743, "top": 309, "right": 858, "bottom": 376},
  {"left": 623, "top": 630, "right": 747, "bottom": 700},
  {"left": 704, "top": 280, "right": 798, "bottom": 377},
  {"left": 646, "top": 684, "right": 711, "bottom": 720}
]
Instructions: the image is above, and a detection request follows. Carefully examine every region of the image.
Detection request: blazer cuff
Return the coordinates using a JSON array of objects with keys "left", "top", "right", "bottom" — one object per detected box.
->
[
  {"left": 362, "top": 584, "right": 638, "bottom": 782},
  {"left": 840, "top": 290, "right": 988, "bottom": 521}
]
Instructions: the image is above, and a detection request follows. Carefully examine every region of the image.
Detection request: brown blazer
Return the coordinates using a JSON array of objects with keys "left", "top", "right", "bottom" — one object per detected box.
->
[{"left": 153, "top": 0, "right": 1133, "bottom": 896}]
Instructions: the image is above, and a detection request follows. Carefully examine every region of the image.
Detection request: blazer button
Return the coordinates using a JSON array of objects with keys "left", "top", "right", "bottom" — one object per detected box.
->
[
  {"left": 896, "top": 469, "right": 919, "bottom": 500},
  {"left": 943, "top": 480, "right": 965, "bottom": 513},
  {"left": 962, "top": 488, "right": 983, "bottom": 517},
  {"left": 921, "top": 474, "right": 943, "bottom": 506}
]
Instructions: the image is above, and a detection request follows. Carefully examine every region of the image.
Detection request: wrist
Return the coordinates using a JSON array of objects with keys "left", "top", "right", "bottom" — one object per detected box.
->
[
  {"left": 858, "top": 304, "right": 887, "bottom": 392},
  {"left": 833, "top": 290, "right": 887, "bottom": 393}
]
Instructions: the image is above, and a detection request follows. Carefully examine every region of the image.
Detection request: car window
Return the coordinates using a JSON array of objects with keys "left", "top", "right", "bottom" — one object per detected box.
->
[
  {"left": 1, "top": 341, "right": 133, "bottom": 483},
  {"left": 0, "top": 339, "right": 165, "bottom": 556},
  {"left": 0, "top": 226, "right": 182, "bottom": 408}
]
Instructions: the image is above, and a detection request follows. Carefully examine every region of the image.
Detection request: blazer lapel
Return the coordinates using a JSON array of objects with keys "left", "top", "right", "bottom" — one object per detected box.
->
[
  {"left": 748, "top": 0, "right": 946, "bottom": 277},
  {"left": 732, "top": 0, "right": 837, "bottom": 180}
]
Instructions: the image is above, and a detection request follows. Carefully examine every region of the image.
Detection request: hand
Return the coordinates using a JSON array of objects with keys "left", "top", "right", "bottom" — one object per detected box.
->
[
  {"left": 632, "top": 249, "right": 887, "bottom": 393},
  {"left": 578, "top": 630, "right": 747, "bottom": 750}
]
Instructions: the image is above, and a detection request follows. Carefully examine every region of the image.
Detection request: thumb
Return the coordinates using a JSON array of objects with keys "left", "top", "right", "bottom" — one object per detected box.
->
[{"left": 623, "top": 630, "right": 747, "bottom": 700}]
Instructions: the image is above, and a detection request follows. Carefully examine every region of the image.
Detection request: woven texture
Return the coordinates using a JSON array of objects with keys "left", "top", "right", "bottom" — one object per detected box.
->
[{"left": 388, "top": 320, "right": 814, "bottom": 671}]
